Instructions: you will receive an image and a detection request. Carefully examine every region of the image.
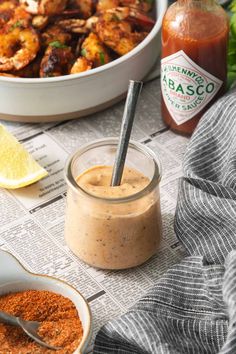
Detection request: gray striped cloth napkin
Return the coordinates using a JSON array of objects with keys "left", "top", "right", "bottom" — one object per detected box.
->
[{"left": 93, "top": 89, "right": 236, "bottom": 354}]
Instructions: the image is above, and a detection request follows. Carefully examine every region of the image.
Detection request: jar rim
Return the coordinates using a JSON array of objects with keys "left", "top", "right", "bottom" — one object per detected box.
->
[{"left": 64, "top": 138, "right": 162, "bottom": 203}]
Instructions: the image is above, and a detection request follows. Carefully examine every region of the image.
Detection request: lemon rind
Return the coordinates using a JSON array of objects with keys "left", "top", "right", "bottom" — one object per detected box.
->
[{"left": 0, "top": 169, "right": 48, "bottom": 189}]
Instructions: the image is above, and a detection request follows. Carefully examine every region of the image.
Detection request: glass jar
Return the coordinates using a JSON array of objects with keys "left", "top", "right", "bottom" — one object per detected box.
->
[
  {"left": 64, "top": 138, "right": 162, "bottom": 270},
  {"left": 161, "top": 0, "right": 229, "bottom": 135}
]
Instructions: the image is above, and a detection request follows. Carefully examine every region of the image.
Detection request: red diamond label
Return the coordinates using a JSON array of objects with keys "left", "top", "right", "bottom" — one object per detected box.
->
[{"left": 161, "top": 50, "right": 223, "bottom": 125}]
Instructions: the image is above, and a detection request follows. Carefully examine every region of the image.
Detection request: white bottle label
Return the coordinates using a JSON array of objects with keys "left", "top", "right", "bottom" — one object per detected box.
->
[{"left": 161, "top": 50, "right": 223, "bottom": 125}]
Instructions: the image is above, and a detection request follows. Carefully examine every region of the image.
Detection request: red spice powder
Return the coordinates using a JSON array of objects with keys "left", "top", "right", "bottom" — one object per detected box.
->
[{"left": 0, "top": 290, "right": 83, "bottom": 354}]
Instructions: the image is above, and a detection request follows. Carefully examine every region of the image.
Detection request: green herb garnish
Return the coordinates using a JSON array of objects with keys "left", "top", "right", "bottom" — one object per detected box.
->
[
  {"left": 111, "top": 13, "right": 120, "bottom": 21},
  {"left": 49, "top": 41, "right": 67, "bottom": 49},
  {"left": 228, "top": 1, "right": 236, "bottom": 89},
  {"left": 230, "top": 0, "right": 236, "bottom": 13},
  {"left": 81, "top": 48, "right": 87, "bottom": 57},
  {"left": 99, "top": 51, "right": 105, "bottom": 65},
  {"left": 10, "top": 20, "right": 22, "bottom": 30}
]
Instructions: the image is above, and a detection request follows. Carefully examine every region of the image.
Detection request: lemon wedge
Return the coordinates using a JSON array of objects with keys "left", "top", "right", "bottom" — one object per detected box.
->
[{"left": 0, "top": 124, "right": 48, "bottom": 189}]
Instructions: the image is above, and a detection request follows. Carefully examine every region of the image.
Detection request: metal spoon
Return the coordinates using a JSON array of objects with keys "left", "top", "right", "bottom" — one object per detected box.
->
[
  {"left": 111, "top": 80, "right": 143, "bottom": 186},
  {"left": 0, "top": 310, "right": 61, "bottom": 350}
]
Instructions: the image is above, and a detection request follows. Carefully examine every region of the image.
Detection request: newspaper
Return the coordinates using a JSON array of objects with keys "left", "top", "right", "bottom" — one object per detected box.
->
[{"left": 0, "top": 77, "right": 189, "bottom": 352}]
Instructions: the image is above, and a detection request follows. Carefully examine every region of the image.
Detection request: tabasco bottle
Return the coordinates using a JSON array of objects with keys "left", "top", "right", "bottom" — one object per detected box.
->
[{"left": 161, "top": 0, "right": 229, "bottom": 135}]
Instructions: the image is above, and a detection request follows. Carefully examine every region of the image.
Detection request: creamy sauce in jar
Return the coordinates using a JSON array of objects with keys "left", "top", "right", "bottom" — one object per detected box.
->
[
  {"left": 77, "top": 165, "right": 150, "bottom": 198},
  {"left": 65, "top": 165, "right": 162, "bottom": 269}
]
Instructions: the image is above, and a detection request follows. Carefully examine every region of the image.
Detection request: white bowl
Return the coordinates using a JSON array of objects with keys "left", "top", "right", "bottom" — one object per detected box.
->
[
  {"left": 0, "top": 0, "right": 168, "bottom": 122},
  {"left": 0, "top": 250, "right": 92, "bottom": 354}
]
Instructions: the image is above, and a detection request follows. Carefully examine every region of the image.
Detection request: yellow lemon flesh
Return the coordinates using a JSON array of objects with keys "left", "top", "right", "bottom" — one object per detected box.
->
[{"left": 0, "top": 124, "right": 48, "bottom": 189}]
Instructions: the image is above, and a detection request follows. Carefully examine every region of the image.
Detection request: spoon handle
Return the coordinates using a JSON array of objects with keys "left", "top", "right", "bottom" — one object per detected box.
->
[
  {"left": 111, "top": 80, "right": 143, "bottom": 186},
  {"left": 0, "top": 310, "right": 20, "bottom": 327}
]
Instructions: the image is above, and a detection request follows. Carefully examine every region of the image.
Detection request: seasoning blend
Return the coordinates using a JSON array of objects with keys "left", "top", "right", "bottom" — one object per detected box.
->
[
  {"left": 64, "top": 138, "right": 162, "bottom": 270},
  {"left": 0, "top": 290, "right": 83, "bottom": 353},
  {"left": 161, "top": 0, "right": 229, "bottom": 135}
]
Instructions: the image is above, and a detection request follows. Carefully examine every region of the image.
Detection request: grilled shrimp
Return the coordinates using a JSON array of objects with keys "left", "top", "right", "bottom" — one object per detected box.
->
[
  {"left": 32, "top": 15, "right": 48, "bottom": 30},
  {"left": 96, "top": 0, "right": 153, "bottom": 12},
  {"left": 12, "top": 54, "right": 42, "bottom": 77},
  {"left": 70, "top": 56, "right": 92, "bottom": 74},
  {"left": 93, "top": 7, "right": 153, "bottom": 55},
  {"left": 56, "top": 18, "right": 88, "bottom": 34},
  {"left": 0, "top": 27, "right": 39, "bottom": 71},
  {"left": 8, "top": 4, "right": 32, "bottom": 27},
  {"left": 0, "top": 0, "right": 17, "bottom": 26},
  {"left": 81, "top": 32, "right": 111, "bottom": 67},
  {"left": 68, "top": 0, "right": 94, "bottom": 19},
  {"left": 120, "top": 0, "right": 153, "bottom": 13},
  {"left": 95, "top": 21, "right": 146, "bottom": 55},
  {"left": 0, "top": 72, "right": 16, "bottom": 77},
  {"left": 40, "top": 45, "right": 74, "bottom": 77},
  {"left": 96, "top": 0, "right": 119, "bottom": 12},
  {"left": 20, "top": 0, "right": 68, "bottom": 15},
  {"left": 70, "top": 31, "right": 111, "bottom": 73},
  {"left": 0, "top": 0, "right": 31, "bottom": 27},
  {"left": 0, "top": 0, "right": 155, "bottom": 78},
  {"left": 98, "top": 6, "right": 155, "bottom": 30},
  {"left": 41, "top": 25, "right": 72, "bottom": 47}
]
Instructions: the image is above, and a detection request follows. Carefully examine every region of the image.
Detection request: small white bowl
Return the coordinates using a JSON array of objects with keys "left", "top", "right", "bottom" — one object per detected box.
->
[{"left": 0, "top": 250, "right": 92, "bottom": 354}]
